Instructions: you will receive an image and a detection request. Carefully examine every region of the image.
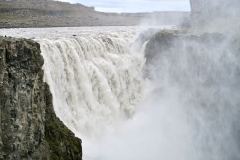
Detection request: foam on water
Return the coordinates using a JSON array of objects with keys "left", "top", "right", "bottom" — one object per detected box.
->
[{"left": 2, "top": 26, "right": 238, "bottom": 160}]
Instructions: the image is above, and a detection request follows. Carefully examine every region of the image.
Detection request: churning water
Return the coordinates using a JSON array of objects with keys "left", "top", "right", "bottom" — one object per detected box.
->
[{"left": 1, "top": 26, "right": 239, "bottom": 160}]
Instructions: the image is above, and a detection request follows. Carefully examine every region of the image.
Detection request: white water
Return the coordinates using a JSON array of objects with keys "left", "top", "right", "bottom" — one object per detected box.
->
[
  {"left": 1, "top": 26, "right": 239, "bottom": 160},
  {"left": 39, "top": 28, "right": 145, "bottom": 138},
  {"left": 0, "top": 27, "right": 145, "bottom": 135},
  {"left": 0, "top": 26, "right": 149, "bottom": 158}
]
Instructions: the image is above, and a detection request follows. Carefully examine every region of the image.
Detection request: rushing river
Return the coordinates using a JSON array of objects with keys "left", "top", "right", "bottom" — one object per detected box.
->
[{"left": 1, "top": 26, "right": 239, "bottom": 160}]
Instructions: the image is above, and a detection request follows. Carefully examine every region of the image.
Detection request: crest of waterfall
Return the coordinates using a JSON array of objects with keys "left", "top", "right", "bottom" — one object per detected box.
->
[
  {"left": 1, "top": 25, "right": 240, "bottom": 160},
  {"left": 38, "top": 30, "right": 145, "bottom": 138}
]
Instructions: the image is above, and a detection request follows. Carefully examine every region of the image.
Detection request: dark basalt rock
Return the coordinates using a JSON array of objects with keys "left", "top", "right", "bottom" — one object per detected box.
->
[
  {"left": 0, "top": 37, "right": 82, "bottom": 160},
  {"left": 145, "top": 31, "right": 225, "bottom": 65}
]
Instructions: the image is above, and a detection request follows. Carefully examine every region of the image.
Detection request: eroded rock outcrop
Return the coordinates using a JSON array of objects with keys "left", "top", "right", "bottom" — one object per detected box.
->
[{"left": 0, "top": 37, "right": 82, "bottom": 160}]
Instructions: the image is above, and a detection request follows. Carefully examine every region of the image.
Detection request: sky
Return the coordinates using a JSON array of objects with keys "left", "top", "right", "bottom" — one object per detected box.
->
[{"left": 57, "top": 0, "right": 191, "bottom": 13}]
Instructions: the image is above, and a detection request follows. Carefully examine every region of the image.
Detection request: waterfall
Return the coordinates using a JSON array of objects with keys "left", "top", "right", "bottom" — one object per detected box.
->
[
  {"left": 38, "top": 28, "right": 145, "bottom": 138},
  {"left": 2, "top": 26, "right": 238, "bottom": 160}
]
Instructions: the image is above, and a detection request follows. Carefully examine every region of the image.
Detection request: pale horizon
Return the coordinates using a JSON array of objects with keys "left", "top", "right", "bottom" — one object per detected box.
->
[{"left": 57, "top": 0, "right": 191, "bottom": 13}]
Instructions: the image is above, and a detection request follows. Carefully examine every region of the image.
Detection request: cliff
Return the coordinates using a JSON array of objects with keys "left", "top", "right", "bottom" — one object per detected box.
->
[
  {"left": 0, "top": 37, "right": 82, "bottom": 159},
  {"left": 0, "top": 0, "right": 189, "bottom": 28},
  {"left": 144, "top": 31, "right": 225, "bottom": 65},
  {"left": 0, "top": 0, "right": 139, "bottom": 27}
]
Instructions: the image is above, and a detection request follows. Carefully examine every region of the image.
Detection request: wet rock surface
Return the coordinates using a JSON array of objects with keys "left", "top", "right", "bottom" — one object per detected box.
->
[{"left": 0, "top": 37, "right": 82, "bottom": 160}]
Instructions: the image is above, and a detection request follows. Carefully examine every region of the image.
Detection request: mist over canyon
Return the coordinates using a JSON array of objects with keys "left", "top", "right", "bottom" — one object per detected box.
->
[{"left": 0, "top": 0, "right": 240, "bottom": 160}]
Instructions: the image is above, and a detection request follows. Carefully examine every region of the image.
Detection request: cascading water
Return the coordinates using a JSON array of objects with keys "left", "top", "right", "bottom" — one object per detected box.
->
[
  {"left": 37, "top": 28, "right": 145, "bottom": 138},
  {"left": 1, "top": 26, "right": 239, "bottom": 160}
]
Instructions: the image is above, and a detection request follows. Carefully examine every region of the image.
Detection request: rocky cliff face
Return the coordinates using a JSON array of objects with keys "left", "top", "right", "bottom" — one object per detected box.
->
[{"left": 0, "top": 37, "right": 82, "bottom": 160}]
